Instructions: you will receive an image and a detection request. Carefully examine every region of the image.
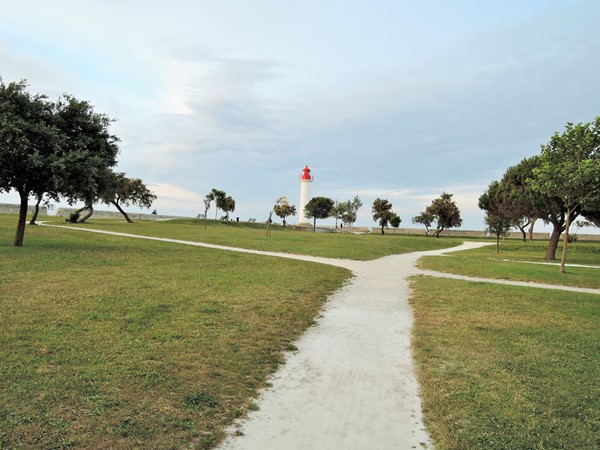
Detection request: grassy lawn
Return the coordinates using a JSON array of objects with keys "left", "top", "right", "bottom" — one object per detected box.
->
[
  {"left": 418, "top": 239, "right": 600, "bottom": 289},
  {"left": 48, "top": 217, "right": 461, "bottom": 260},
  {"left": 0, "top": 216, "right": 350, "bottom": 449},
  {"left": 410, "top": 277, "right": 599, "bottom": 450}
]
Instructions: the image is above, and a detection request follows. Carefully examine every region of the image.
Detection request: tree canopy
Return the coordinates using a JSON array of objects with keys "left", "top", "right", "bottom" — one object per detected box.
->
[
  {"left": 425, "top": 192, "right": 463, "bottom": 237},
  {"left": 530, "top": 118, "right": 600, "bottom": 272},
  {"left": 0, "top": 79, "right": 119, "bottom": 245},
  {"left": 372, "top": 198, "right": 393, "bottom": 235},
  {"left": 273, "top": 196, "right": 297, "bottom": 226},
  {"left": 304, "top": 196, "right": 334, "bottom": 232},
  {"left": 100, "top": 172, "right": 156, "bottom": 223}
]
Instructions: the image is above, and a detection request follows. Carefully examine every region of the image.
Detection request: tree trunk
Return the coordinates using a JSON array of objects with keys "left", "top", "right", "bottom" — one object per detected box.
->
[
  {"left": 380, "top": 225, "right": 385, "bottom": 235},
  {"left": 517, "top": 224, "right": 526, "bottom": 242},
  {"left": 527, "top": 218, "right": 536, "bottom": 241},
  {"left": 29, "top": 194, "right": 43, "bottom": 225},
  {"left": 14, "top": 190, "right": 29, "bottom": 247},
  {"left": 545, "top": 224, "right": 562, "bottom": 260},
  {"left": 559, "top": 209, "right": 572, "bottom": 274},
  {"left": 313, "top": 218, "right": 316, "bottom": 233},
  {"left": 496, "top": 234, "right": 500, "bottom": 254},
  {"left": 77, "top": 204, "right": 94, "bottom": 223},
  {"left": 112, "top": 201, "right": 133, "bottom": 223}
]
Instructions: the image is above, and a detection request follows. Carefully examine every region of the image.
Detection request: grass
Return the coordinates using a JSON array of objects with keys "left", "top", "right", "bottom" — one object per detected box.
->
[
  {"left": 418, "top": 239, "right": 600, "bottom": 289},
  {"left": 410, "top": 277, "right": 599, "bottom": 450},
  {"left": 50, "top": 217, "right": 461, "bottom": 260},
  {"left": 0, "top": 215, "right": 350, "bottom": 448}
]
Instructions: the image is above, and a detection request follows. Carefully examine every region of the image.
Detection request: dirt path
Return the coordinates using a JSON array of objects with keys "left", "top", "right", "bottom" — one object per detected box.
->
[{"left": 41, "top": 225, "right": 599, "bottom": 449}]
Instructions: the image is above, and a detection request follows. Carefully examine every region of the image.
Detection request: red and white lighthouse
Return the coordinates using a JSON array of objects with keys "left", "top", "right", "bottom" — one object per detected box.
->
[{"left": 299, "top": 165, "right": 313, "bottom": 225}]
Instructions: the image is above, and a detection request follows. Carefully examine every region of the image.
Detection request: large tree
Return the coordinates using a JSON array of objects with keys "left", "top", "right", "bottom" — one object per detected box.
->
[
  {"left": 221, "top": 195, "right": 236, "bottom": 220},
  {"left": 0, "top": 80, "right": 119, "bottom": 245},
  {"left": 372, "top": 198, "right": 393, "bottom": 235},
  {"left": 304, "top": 196, "right": 334, "bottom": 232},
  {"left": 209, "top": 188, "right": 226, "bottom": 224},
  {"left": 273, "top": 196, "right": 297, "bottom": 226},
  {"left": 425, "top": 192, "right": 463, "bottom": 238},
  {"left": 100, "top": 172, "right": 156, "bottom": 223},
  {"left": 530, "top": 118, "right": 600, "bottom": 273}
]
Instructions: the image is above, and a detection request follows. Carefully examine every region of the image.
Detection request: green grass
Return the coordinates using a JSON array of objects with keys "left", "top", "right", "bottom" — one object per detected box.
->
[
  {"left": 0, "top": 216, "right": 350, "bottom": 449},
  {"left": 49, "top": 217, "right": 461, "bottom": 260},
  {"left": 418, "top": 239, "right": 600, "bottom": 289},
  {"left": 410, "top": 277, "right": 599, "bottom": 450}
]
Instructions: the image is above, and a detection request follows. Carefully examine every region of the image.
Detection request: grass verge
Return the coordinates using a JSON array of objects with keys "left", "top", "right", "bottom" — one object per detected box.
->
[
  {"left": 0, "top": 217, "right": 350, "bottom": 449},
  {"left": 410, "top": 276, "right": 599, "bottom": 450},
  {"left": 418, "top": 240, "right": 600, "bottom": 289},
  {"left": 50, "top": 217, "right": 461, "bottom": 260}
]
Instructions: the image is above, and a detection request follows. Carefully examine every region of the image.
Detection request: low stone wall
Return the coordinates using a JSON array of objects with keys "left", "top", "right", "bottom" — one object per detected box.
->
[
  {"left": 0, "top": 203, "right": 48, "bottom": 215},
  {"left": 55, "top": 207, "right": 180, "bottom": 221}
]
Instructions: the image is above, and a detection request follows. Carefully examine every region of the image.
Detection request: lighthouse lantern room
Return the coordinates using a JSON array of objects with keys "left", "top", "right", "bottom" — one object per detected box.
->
[{"left": 299, "top": 165, "right": 313, "bottom": 226}]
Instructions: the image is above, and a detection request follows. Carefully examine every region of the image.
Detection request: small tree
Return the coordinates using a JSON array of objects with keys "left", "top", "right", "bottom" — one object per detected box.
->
[
  {"left": 273, "top": 196, "right": 297, "bottom": 226},
  {"left": 221, "top": 195, "right": 236, "bottom": 220},
  {"left": 390, "top": 213, "right": 402, "bottom": 233},
  {"left": 203, "top": 194, "right": 213, "bottom": 229},
  {"left": 484, "top": 212, "right": 513, "bottom": 254},
  {"left": 412, "top": 211, "right": 434, "bottom": 235},
  {"left": 425, "top": 192, "right": 463, "bottom": 238},
  {"left": 372, "top": 198, "right": 393, "bottom": 235},
  {"left": 304, "top": 196, "right": 334, "bottom": 232},
  {"left": 210, "top": 188, "right": 226, "bottom": 225},
  {"left": 101, "top": 172, "right": 156, "bottom": 223}
]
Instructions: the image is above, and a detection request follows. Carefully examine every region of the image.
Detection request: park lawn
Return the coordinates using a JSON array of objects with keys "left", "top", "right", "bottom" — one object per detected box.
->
[
  {"left": 0, "top": 217, "right": 350, "bottom": 449},
  {"left": 418, "top": 239, "right": 600, "bottom": 289},
  {"left": 410, "top": 277, "right": 599, "bottom": 450},
  {"left": 46, "top": 217, "right": 461, "bottom": 260}
]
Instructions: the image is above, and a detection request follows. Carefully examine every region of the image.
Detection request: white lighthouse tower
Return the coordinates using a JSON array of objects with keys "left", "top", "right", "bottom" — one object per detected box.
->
[{"left": 299, "top": 165, "right": 313, "bottom": 226}]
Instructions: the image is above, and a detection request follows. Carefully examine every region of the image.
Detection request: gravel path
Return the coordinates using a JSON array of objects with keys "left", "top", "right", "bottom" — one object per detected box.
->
[{"left": 42, "top": 224, "right": 599, "bottom": 449}]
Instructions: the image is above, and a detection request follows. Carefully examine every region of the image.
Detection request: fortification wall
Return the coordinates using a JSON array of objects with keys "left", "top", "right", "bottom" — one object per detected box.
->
[{"left": 0, "top": 203, "right": 48, "bottom": 215}]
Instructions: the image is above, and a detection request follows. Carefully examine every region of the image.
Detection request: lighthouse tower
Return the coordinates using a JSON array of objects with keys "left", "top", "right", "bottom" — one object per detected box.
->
[{"left": 299, "top": 165, "right": 313, "bottom": 226}]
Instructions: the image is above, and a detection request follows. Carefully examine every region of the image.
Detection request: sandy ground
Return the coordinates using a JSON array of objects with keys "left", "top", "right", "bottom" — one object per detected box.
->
[{"left": 41, "top": 225, "right": 599, "bottom": 449}]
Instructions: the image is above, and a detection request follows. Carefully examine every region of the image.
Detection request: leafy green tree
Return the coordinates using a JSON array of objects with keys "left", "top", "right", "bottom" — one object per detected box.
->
[
  {"left": 530, "top": 118, "right": 600, "bottom": 273},
  {"left": 203, "top": 193, "right": 213, "bottom": 228},
  {"left": 221, "top": 195, "right": 236, "bottom": 220},
  {"left": 372, "top": 198, "right": 393, "bottom": 235},
  {"left": 389, "top": 212, "right": 402, "bottom": 233},
  {"left": 425, "top": 192, "right": 463, "bottom": 238},
  {"left": 0, "top": 80, "right": 119, "bottom": 245},
  {"left": 339, "top": 196, "right": 363, "bottom": 229},
  {"left": 210, "top": 188, "right": 226, "bottom": 224},
  {"left": 484, "top": 212, "right": 513, "bottom": 254},
  {"left": 304, "top": 196, "right": 334, "bottom": 232},
  {"left": 412, "top": 211, "right": 434, "bottom": 235},
  {"left": 273, "top": 196, "right": 297, "bottom": 226},
  {"left": 100, "top": 172, "right": 156, "bottom": 223}
]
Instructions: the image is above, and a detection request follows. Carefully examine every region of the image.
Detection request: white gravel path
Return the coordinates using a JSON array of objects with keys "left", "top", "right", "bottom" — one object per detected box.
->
[{"left": 41, "top": 224, "right": 599, "bottom": 449}]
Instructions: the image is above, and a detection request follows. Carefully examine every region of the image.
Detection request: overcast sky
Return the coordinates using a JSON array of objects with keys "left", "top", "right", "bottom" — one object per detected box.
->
[{"left": 1, "top": 0, "right": 599, "bottom": 231}]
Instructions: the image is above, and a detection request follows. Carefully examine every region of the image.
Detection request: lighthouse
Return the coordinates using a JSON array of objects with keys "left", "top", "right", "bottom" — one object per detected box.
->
[{"left": 299, "top": 165, "right": 313, "bottom": 226}]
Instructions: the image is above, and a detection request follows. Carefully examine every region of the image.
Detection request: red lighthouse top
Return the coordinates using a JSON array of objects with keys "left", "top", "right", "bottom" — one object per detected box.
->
[{"left": 300, "top": 165, "right": 313, "bottom": 181}]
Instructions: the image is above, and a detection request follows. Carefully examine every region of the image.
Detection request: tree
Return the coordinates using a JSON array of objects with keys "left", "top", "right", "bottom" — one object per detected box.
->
[
  {"left": 389, "top": 213, "right": 402, "bottom": 233},
  {"left": 0, "top": 80, "right": 119, "bottom": 245},
  {"left": 304, "top": 196, "right": 334, "bottom": 232},
  {"left": 339, "top": 196, "right": 363, "bottom": 230},
  {"left": 372, "top": 198, "right": 393, "bottom": 235},
  {"left": 100, "top": 172, "right": 156, "bottom": 223},
  {"left": 273, "top": 196, "right": 297, "bottom": 226},
  {"left": 530, "top": 118, "right": 600, "bottom": 273},
  {"left": 203, "top": 193, "right": 213, "bottom": 229},
  {"left": 221, "top": 195, "right": 236, "bottom": 220},
  {"left": 484, "top": 212, "right": 513, "bottom": 254},
  {"left": 412, "top": 211, "right": 434, "bottom": 235},
  {"left": 210, "top": 188, "right": 226, "bottom": 225},
  {"left": 425, "top": 192, "right": 463, "bottom": 238}
]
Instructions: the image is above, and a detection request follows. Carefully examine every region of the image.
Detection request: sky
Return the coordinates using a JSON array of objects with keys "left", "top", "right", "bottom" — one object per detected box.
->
[{"left": 1, "top": 0, "right": 599, "bottom": 232}]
